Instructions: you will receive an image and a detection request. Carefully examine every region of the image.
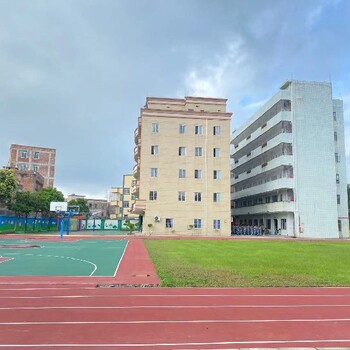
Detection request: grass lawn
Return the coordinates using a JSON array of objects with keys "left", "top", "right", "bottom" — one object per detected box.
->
[{"left": 144, "top": 239, "right": 350, "bottom": 287}]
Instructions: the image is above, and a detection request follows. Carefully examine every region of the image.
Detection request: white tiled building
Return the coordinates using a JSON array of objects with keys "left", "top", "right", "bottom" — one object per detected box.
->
[{"left": 231, "top": 80, "right": 348, "bottom": 238}]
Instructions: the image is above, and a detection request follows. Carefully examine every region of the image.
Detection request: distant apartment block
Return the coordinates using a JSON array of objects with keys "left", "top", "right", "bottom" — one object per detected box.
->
[
  {"left": 109, "top": 174, "right": 138, "bottom": 219},
  {"left": 67, "top": 194, "right": 108, "bottom": 218},
  {"left": 132, "top": 96, "right": 232, "bottom": 235},
  {"left": 7, "top": 144, "right": 56, "bottom": 188},
  {"left": 231, "top": 80, "right": 348, "bottom": 238}
]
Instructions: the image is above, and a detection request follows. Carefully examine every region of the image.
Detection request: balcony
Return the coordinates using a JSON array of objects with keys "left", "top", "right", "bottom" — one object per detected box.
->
[
  {"left": 133, "top": 163, "right": 140, "bottom": 179},
  {"left": 232, "top": 178, "right": 294, "bottom": 200},
  {"left": 134, "top": 145, "right": 140, "bottom": 162},
  {"left": 131, "top": 199, "right": 146, "bottom": 215},
  {"left": 233, "top": 201, "right": 295, "bottom": 216},
  {"left": 131, "top": 183, "right": 139, "bottom": 197},
  {"left": 134, "top": 128, "right": 140, "bottom": 144}
]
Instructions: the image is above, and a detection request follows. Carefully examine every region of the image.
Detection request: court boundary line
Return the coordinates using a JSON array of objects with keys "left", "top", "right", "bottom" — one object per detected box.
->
[
  {"left": 114, "top": 239, "right": 129, "bottom": 277},
  {"left": 1, "top": 318, "right": 350, "bottom": 325},
  {"left": 0, "top": 339, "right": 350, "bottom": 348}
]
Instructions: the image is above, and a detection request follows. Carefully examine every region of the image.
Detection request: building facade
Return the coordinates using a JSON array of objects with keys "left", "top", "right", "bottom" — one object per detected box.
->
[
  {"left": 132, "top": 96, "right": 232, "bottom": 236},
  {"left": 7, "top": 144, "right": 56, "bottom": 188},
  {"left": 231, "top": 80, "right": 348, "bottom": 238}
]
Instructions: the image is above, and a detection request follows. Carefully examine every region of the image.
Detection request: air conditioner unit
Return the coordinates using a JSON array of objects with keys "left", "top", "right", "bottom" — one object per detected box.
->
[{"left": 154, "top": 216, "right": 161, "bottom": 222}]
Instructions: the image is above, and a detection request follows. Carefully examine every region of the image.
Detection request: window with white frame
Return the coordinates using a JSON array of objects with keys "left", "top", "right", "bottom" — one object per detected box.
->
[
  {"left": 152, "top": 123, "right": 159, "bottom": 133},
  {"left": 179, "top": 147, "right": 186, "bottom": 156},
  {"left": 149, "top": 191, "right": 157, "bottom": 200},
  {"left": 20, "top": 150, "right": 28, "bottom": 158},
  {"left": 194, "top": 125, "right": 203, "bottom": 135},
  {"left": 213, "top": 148, "right": 220, "bottom": 157},
  {"left": 213, "top": 126, "right": 221, "bottom": 135},
  {"left": 151, "top": 145, "right": 159, "bottom": 155},
  {"left": 33, "top": 151, "right": 39, "bottom": 159},
  {"left": 124, "top": 188, "right": 130, "bottom": 195},
  {"left": 213, "top": 192, "right": 221, "bottom": 202},
  {"left": 213, "top": 170, "right": 221, "bottom": 179},
  {"left": 195, "top": 147, "right": 202, "bottom": 156},
  {"left": 150, "top": 168, "right": 158, "bottom": 177},
  {"left": 178, "top": 191, "right": 185, "bottom": 201},
  {"left": 213, "top": 219, "right": 221, "bottom": 229},
  {"left": 336, "top": 173, "right": 340, "bottom": 184},
  {"left": 165, "top": 218, "right": 173, "bottom": 228},
  {"left": 179, "top": 169, "right": 186, "bottom": 178},
  {"left": 281, "top": 219, "right": 287, "bottom": 230},
  {"left": 19, "top": 163, "right": 27, "bottom": 170},
  {"left": 194, "top": 192, "right": 201, "bottom": 202},
  {"left": 123, "top": 201, "right": 129, "bottom": 208},
  {"left": 179, "top": 124, "right": 186, "bottom": 134},
  {"left": 194, "top": 169, "right": 202, "bottom": 179},
  {"left": 194, "top": 218, "right": 202, "bottom": 229},
  {"left": 33, "top": 165, "right": 39, "bottom": 172}
]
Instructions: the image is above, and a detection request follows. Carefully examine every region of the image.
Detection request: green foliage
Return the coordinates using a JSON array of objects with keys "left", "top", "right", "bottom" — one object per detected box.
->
[
  {"left": 0, "top": 169, "right": 18, "bottom": 206},
  {"left": 36, "top": 187, "right": 64, "bottom": 217},
  {"left": 145, "top": 240, "right": 350, "bottom": 288},
  {"left": 9, "top": 191, "right": 33, "bottom": 216},
  {"left": 68, "top": 198, "right": 89, "bottom": 214},
  {"left": 123, "top": 221, "right": 136, "bottom": 235}
]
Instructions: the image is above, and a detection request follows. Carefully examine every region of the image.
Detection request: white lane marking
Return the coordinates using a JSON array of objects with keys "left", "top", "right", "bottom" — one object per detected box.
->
[
  {"left": 1, "top": 293, "right": 350, "bottom": 299},
  {"left": 21, "top": 253, "right": 97, "bottom": 277},
  {"left": 0, "top": 304, "right": 349, "bottom": 310},
  {"left": 1, "top": 318, "right": 350, "bottom": 325},
  {"left": 114, "top": 240, "right": 129, "bottom": 277},
  {"left": 2, "top": 339, "right": 350, "bottom": 348}
]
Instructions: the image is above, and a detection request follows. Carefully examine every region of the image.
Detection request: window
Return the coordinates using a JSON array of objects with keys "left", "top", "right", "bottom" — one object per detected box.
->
[
  {"left": 338, "top": 219, "right": 342, "bottom": 232},
  {"left": 337, "top": 194, "right": 340, "bottom": 204},
  {"left": 152, "top": 123, "right": 159, "bottom": 133},
  {"left": 131, "top": 194, "right": 136, "bottom": 200},
  {"left": 195, "top": 147, "right": 202, "bottom": 156},
  {"left": 194, "top": 169, "right": 202, "bottom": 179},
  {"left": 131, "top": 180, "right": 136, "bottom": 187},
  {"left": 213, "top": 193, "right": 221, "bottom": 202},
  {"left": 179, "top": 124, "right": 186, "bottom": 134},
  {"left": 335, "top": 153, "right": 340, "bottom": 163},
  {"left": 336, "top": 173, "right": 340, "bottom": 184},
  {"left": 195, "top": 125, "right": 203, "bottom": 135},
  {"left": 124, "top": 188, "right": 130, "bottom": 195},
  {"left": 213, "top": 126, "right": 221, "bottom": 135},
  {"left": 151, "top": 145, "right": 159, "bottom": 155},
  {"left": 213, "top": 170, "right": 221, "bottom": 179},
  {"left": 213, "top": 219, "right": 221, "bottom": 229},
  {"left": 179, "top": 147, "right": 186, "bottom": 156},
  {"left": 333, "top": 112, "right": 337, "bottom": 121},
  {"left": 19, "top": 164, "right": 27, "bottom": 170},
  {"left": 194, "top": 218, "right": 202, "bottom": 229},
  {"left": 194, "top": 192, "right": 201, "bottom": 202},
  {"left": 178, "top": 191, "right": 186, "bottom": 201},
  {"left": 149, "top": 191, "right": 157, "bottom": 201},
  {"left": 32, "top": 165, "right": 39, "bottom": 172},
  {"left": 150, "top": 168, "right": 158, "bottom": 177},
  {"left": 20, "top": 150, "right": 28, "bottom": 158},
  {"left": 213, "top": 148, "right": 220, "bottom": 157},
  {"left": 123, "top": 201, "right": 129, "bottom": 208},
  {"left": 334, "top": 131, "right": 338, "bottom": 141},
  {"left": 179, "top": 169, "right": 186, "bottom": 178},
  {"left": 266, "top": 219, "right": 271, "bottom": 229},
  {"left": 281, "top": 219, "right": 287, "bottom": 230},
  {"left": 165, "top": 218, "right": 173, "bottom": 228},
  {"left": 119, "top": 208, "right": 123, "bottom": 214},
  {"left": 33, "top": 151, "right": 39, "bottom": 159}
]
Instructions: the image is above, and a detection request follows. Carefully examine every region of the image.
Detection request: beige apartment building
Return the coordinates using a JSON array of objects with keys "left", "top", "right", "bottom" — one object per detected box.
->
[{"left": 132, "top": 96, "right": 232, "bottom": 236}]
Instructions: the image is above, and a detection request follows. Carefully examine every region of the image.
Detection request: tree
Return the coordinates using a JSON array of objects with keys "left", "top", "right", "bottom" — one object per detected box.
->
[
  {"left": 0, "top": 169, "right": 18, "bottom": 207},
  {"left": 36, "top": 187, "right": 65, "bottom": 217},
  {"left": 124, "top": 220, "right": 136, "bottom": 235},
  {"left": 68, "top": 198, "right": 89, "bottom": 215},
  {"left": 8, "top": 191, "right": 35, "bottom": 231}
]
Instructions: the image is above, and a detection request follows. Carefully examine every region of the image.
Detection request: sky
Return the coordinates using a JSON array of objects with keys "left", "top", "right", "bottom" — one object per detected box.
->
[{"left": 1, "top": 0, "right": 350, "bottom": 198}]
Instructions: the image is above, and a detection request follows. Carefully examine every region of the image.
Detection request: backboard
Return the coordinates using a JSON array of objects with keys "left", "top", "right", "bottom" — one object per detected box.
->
[{"left": 50, "top": 201, "right": 68, "bottom": 213}]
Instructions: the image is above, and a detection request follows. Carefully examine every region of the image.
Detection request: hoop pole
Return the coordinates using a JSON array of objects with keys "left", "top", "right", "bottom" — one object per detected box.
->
[
  {"left": 66, "top": 211, "right": 71, "bottom": 235},
  {"left": 60, "top": 213, "right": 64, "bottom": 239}
]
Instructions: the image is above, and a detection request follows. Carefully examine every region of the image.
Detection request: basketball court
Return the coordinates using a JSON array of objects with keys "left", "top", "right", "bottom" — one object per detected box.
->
[{"left": 0, "top": 238, "right": 128, "bottom": 277}]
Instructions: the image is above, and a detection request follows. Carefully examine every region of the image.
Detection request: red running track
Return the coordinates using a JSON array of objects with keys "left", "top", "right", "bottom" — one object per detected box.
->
[{"left": 0, "top": 286, "right": 350, "bottom": 349}]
